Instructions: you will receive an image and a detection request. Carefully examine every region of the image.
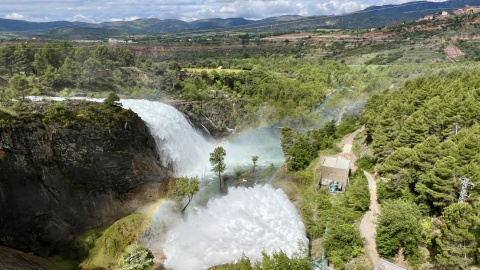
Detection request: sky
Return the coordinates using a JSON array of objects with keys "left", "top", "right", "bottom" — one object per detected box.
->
[{"left": 2, "top": 0, "right": 447, "bottom": 23}]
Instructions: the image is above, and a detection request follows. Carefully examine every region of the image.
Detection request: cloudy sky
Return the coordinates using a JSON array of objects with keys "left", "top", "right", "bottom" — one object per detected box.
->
[{"left": 2, "top": 0, "right": 446, "bottom": 23}]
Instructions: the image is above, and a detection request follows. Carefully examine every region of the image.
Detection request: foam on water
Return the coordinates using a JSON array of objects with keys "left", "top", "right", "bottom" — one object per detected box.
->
[{"left": 163, "top": 185, "right": 308, "bottom": 270}]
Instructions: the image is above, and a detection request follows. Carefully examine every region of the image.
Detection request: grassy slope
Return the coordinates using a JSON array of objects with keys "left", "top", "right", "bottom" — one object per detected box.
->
[{"left": 79, "top": 213, "right": 150, "bottom": 269}]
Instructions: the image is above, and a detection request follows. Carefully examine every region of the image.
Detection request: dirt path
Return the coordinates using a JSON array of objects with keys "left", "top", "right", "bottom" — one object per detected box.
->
[
  {"left": 340, "top": 126, "right": 365, "bottom": 171},
  {"left": 359, "top": 171, "right": 381, "bottom": 266}
]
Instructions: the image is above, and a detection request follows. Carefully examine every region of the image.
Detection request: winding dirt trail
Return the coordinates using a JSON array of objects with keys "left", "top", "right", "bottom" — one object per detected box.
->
[
  {"left": 341, "top": 126, "right": 381, "bottom": 266},
  {"left": 359, "top": 171, "right": 381, "bottom": 266}
]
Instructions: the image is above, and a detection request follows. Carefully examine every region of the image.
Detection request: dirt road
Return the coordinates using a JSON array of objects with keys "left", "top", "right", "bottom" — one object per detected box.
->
[
  {"left": 340, "top": 126, "right": 365, "bottom": 171},
  {"left": 359, "top": 171, "right": 381, "bottom": 266},
  {"left": 341, "top": 126, "right": 380, "bottom": 265}
]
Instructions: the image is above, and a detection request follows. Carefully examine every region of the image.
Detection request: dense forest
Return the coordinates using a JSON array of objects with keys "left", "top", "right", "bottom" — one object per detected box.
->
[{"left": 362, "top": 71, "right": 480, "bottom": 268}]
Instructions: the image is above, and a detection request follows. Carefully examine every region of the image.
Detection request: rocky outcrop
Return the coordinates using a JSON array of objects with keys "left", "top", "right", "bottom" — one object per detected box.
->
[
  {"left": 0, "top": 101, "right": 170, "bottom": 256},
  {"left": 178, "top": 97, "right": 245, "bottom": 138},
  {"left": 0, "top": 246, "right": 59, "bottom": 270}
]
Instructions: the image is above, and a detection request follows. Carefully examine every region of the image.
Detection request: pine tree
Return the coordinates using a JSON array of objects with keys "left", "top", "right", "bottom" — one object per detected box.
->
[
  {"left": 422, "top": 96, "right": 445, "bottom": 138},
  {"left": 380, "top": 147, "right": 415, "bottom": 175},
  {"left": 422, "top": 156, "right": 459, "bottom": 211},
  {"left": 413, "top": 135, "right": 440, "bottom": 172},
  {"left": 9, "top": 73, "right": 31, "bottom": 101},
  {"left": 397, "top": 109, "right": 428, "bottom": 148},
  {"left": 376, "top": 200, "right": 423, "bottom": 262},
  {"left": 436, "top": 203, "right": 480, "bottom": 270}
]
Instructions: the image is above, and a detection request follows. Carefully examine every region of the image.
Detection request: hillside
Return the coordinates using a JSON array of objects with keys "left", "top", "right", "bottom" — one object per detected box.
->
[{"left": 2, "top": 0, "right": 480, "bottom": 39}]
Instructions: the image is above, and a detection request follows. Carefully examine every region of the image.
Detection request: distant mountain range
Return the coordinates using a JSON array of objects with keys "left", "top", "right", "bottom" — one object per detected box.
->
[{"left": 1, "top": 0, "right": 480, "bottom": 39}]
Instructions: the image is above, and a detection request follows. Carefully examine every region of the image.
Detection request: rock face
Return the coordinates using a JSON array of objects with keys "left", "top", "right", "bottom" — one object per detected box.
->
[
  {"left": 0, "top": 101, "right": 169, "bottom": 256},
  {"left": 0, "top": 246, "right": 59, "bottom": 270},
  {"left": 178, "top": 98, "right": 245, "bottom": 138}
]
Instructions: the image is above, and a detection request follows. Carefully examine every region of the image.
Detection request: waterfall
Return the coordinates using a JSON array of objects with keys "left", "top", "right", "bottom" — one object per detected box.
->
[
  {"left": 120, "top": 99, "right": 214, "bottom": 177},
  {"left": 162, "top": 185, "right": 308, "bottom": 270}
]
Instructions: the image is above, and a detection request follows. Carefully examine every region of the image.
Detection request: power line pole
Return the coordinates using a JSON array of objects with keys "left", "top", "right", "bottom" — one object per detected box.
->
[{"left": 458, "top": 177, "right": 475, "bottom": 203}]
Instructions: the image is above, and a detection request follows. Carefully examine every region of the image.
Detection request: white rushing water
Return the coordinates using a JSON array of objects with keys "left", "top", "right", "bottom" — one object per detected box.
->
[
  {"left": 120, "top": 99, "right": 215, "bottom": 177},
  {"left": 162, "top": 185, "right": 308, "bottom": 270},
  {"left": 31, "top": 97, "right": 306, "bottom": 268}
]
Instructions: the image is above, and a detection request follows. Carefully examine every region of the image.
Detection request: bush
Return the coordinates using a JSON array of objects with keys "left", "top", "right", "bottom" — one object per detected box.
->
[
  {"left": 345, "top": 171, "right": 370, "bottom": 211},
  {"left": 104, "top": 91, "right": 120, "bottom": 107},
  {"left": 376, "top": 200, "right": 423, "bottom": 264},
  {"left": 355, "top": 154, "right": 375, "bottom": 171},
  {"left": 323, "top": 224, "right": 363, "bottom": 270},
  {"left": 120, "top": 246, "right": 154, "bottom": 270}
]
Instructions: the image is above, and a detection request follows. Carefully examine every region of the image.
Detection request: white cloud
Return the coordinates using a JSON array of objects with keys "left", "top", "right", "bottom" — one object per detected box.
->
[
  {"left": 5, "top": 12, "right": 25, "bottom": 20},
  {"left": 0, "top": 0, "right": 449, "bottom": 22},
  {"left": 125, "top": 16, "right": 140, "bottom": 21},
  {"left": 69, "top": 13, "right": 101, "bottom": 23}
]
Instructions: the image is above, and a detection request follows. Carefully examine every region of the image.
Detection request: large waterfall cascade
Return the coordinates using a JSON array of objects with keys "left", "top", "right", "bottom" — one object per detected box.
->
[
  {"left": 120, "top": 100, "right": 306, "bottom": 269},
  {"left": 32, "top": 97, "right": 307, "bottom": 268},
  {"left": 120, "top": 99, "right": 215, "bottom": 177}
]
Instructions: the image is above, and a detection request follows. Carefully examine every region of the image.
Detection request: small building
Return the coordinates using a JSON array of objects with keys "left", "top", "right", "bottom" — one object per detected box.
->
[
  {"left": 374, "top": 258, "right": 406, "bottom": 270},
  {"left": 108, "top": 38, "right": 126, "bottom": 44},
  {"left": 320, "top": 157, "right": 350, "bottom": 188},
  {"left": 442, "top": 11, "right": 449, "bottom": 16}
]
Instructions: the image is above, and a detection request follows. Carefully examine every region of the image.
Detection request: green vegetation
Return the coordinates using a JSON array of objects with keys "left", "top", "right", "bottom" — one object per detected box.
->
[
  {"left": 210, "top": 146, "right": 227, "bottom": 191},
  {"left": 217, "top": 249, "right": 313, "bottom": 270},
  {"left": 251, "top": 155, "right": 258, "bottom": 174},
  {"left": 376, "top": 200, "right": 424, "bottom": 264},
  {"left": 323, "top": 224, "right": 363, "bottom": 270},
  {"left": 281, "top": 120, "right": 358, "bottom": 171},
  {"left": 5, "top": 11, "right": 480, "bottom": 269},
  {"left": 436, "top": 203, "right": 480, "bottom": 269},
  {"left": 361, "top": 70, "right": 480, "bottom": 267},
  {"left": 173, "top": 176, "right": 200, "bottom": 213},
  {"left": 120, "top": 246, "right": 154, "bottom": 270},
  {"left": 80, "top": 213, "right": 149, "bottom": 269}
]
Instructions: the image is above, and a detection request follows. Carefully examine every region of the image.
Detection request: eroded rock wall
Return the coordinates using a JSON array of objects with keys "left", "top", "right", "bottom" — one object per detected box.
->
[{"left": 0, "top": 104, "right": 169, "bottom": 256}]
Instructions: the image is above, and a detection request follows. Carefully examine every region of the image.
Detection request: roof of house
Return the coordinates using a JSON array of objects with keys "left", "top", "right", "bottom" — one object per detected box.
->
[
  {"left": 373, "top": 259, "right": 406, "bottom": 270},
  {"left": 322, "top": 157, "right": 350, "bottom": 170}
]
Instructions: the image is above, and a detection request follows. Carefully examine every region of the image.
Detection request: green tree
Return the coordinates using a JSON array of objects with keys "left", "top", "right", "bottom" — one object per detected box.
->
[
  {"left": 43, "top": 43, "right": 62, "bottom": 68},
  {"left": 210, "top": 146, "right": 226, "bottom": 191},
  {"left": 280, "top": 126, "right": 294, "bottom": 158},
  {"left": 413, "top": 135, "right": 440, "bottom": 172},
  {"left": 436, "top": 203, "right": 480, "bottom": 270},
  {"left": 287, "top": 133, "right": 317, "bottom": 171},
  {"left": 81, "top": 57, "right": 102, "bottom": 84},
  {"left": 33, "top": 51, "right": 48, "bottom": 76},
  {"left": 345, "top": 172, "right": 370, "bottom": 211},
  {"left": 41, "top": 65, "right": 58, "bottom": 88},
  {"left": 9, "top": 73, "right": 31, "bottom": 100},
  {"left": 396, "top": 109, "right": 428, "bottom": 148},
  {"left": 323, "top": 224, "right": 363, "bottom": 270},
  {"left": 251, "top": 155, "right": 258, "bottom": 175},
  {"left": 58, "top": 57, "right": 80, "bottom": 85},
  {"left": 418, "top": 156, "right": 458, "bottom": 211},
  {"left": 104, "top": 92, "right": 120, "bottom": 107},
  {"left": 120, "top": 246, "right": 154, "bottom": 270},
  {"left": 0, "top": 44, "right": 16, "bottom": 75},
  {"left": 376, "top": 200, "right": 423, "bottom": 264},
  {"left": 164, "top": 70, "right": 179, "bottom": 92},
  {"left": 380, "top": 147, "right": 415, "bottom": 175},
  {"left": 13, "top": 42, "right": 34, "bottom": 74},
  {"left": 175, "top": 176, "right": 199, "bottom": 213}
]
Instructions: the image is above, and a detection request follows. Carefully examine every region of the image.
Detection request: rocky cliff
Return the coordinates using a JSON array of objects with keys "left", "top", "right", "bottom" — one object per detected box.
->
[
  {"left": 0, "top": 100, "right": 170, "bottom": 256},
  {"left": 177, "top": 96, "right": 246, "bottom": 138}
]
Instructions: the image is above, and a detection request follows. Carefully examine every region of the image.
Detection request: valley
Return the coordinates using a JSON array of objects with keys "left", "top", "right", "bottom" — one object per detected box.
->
[{"left": 1, "top": 1, "right": 480, "bottom": 270}]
